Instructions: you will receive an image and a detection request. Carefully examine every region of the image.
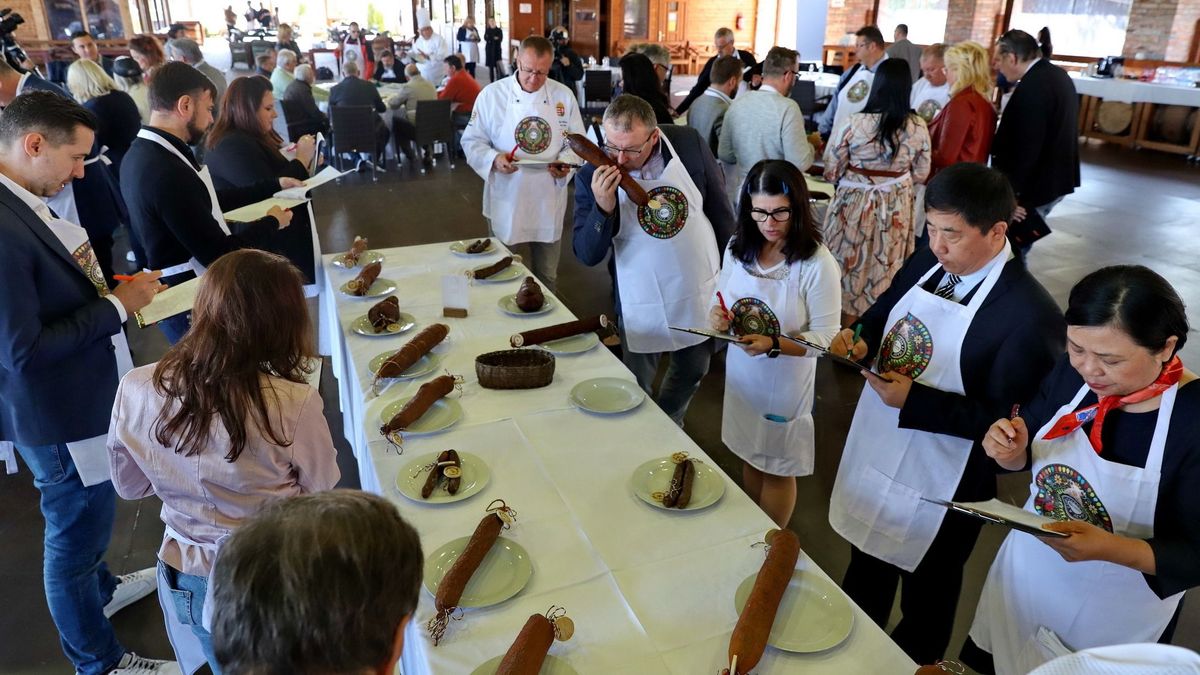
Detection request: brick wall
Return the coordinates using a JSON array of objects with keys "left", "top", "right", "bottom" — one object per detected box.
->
[
  {"left": 1124, "top": 0, "right": 1182, "bottom": 58},
  {"left": 684, "top": 0, "right": 759, "bottom": 52},
  {"left": 9, "top": 0, "right": 51, "bottom": 42},
  {"left": 824, "top": 0, "right": 877, "bottom": 44},
  {"left": 943, "top": 0, "right": 1002, "bottom": 45},
  {"left": 1166, "top": 0, "right": 1200, "bottom": 60}
]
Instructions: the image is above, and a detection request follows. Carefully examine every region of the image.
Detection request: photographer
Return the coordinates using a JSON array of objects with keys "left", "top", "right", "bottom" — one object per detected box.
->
[{"left": 548, "top": 25, "right": 583, "bottom": 88}]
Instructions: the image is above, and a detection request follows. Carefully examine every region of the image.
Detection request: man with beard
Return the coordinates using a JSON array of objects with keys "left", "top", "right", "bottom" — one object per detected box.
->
[{"left": 121, "top": 62, "right": 299, "bottom": 343}]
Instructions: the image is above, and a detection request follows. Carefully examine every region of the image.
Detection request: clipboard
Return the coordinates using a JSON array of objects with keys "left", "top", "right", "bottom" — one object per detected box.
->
[
  {"left": 668, "top": 326, "right": 742, "bottom": 343},
  {"left": 779, "top": 334, "right": 882, "bottom": 377},
  {"left": 921, "top": 497, "right": 1068, "bottom": 538},
  {"left": 133, "top": 277, "right": 202, "bottom": 328}
]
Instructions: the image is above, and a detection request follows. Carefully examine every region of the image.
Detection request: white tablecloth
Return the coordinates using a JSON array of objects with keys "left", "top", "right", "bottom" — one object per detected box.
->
[
  {"left": 319, "top": 240, "right": 916, "bottom": 675},
  {"left": 797, "top": 71, "right": 840, "bottom": 99},
  {"left": 1070, "top": 72, "right": 1200, "bottom": 107}
]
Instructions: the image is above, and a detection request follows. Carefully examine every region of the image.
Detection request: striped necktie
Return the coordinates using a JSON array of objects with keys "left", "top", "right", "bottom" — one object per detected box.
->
[{"left": 934, "top": 273, "right": 961, "bottom": 299}]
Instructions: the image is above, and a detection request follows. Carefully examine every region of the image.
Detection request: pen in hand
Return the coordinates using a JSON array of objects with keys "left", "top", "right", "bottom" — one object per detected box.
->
[{"left": 848, "top": 323, "right": 862, "bottom": 358}]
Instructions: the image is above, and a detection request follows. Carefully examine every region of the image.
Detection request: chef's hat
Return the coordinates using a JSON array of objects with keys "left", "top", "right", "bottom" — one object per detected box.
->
[
  {"left": 416, "top": 8, "right": 431, "bottom": 29},
  {"left": 1030, "top": 644, "right": 1200, "bottom": 675}
]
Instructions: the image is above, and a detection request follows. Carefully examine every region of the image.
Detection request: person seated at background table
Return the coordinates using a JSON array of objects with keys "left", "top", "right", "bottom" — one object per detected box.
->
[
  {"left": 210, "top": 490, "right": 421, "bottom": 675},
  {"left": 438, "top": 54, "right": 481, "bottom": 117},
  {"left": 270, "top": 48, "right": 297, "bottom": 100},
  {"left": 328, "top": 59, "right": 388, "bottom": 171},
  {"left": 386, "top": 63, "right": 437, "bottom": 167},
  {"left": 254, "top": 52, "right": 275, "bottom": 78},
  {"left": 573, "top": 94, "right": 735, "bottom": 426},
  {"left": 675, "top": 27, "right": 758, "bottom": 116},
  {"left": 709, "top": 160, "right": 841, "bottom": 527},
  {"left": 825, "top": 162, "right": 1065, "bottom": 665},
  {"left": 282, "top": 64, "right": 329, "bottom": 137},
  {"left": 964, "top": 265, "right": 1200, "bottom": 675},
  {"left": 618, "top": 53, "right": 673, "bottom": 125},
  {"left": 372, "top": 49, "right": 407, "bottom": 83},
  {"left": 129, "top": 34, "right": 166, "bottom": 82},
  {"left": 275, "top": 23, "right": 301, "bottom": 61},
  {"left": 108, "top": 249, "right": 340, "bottom": 674},
  {"left": 72, "top": 30, "right": 115, "bottom": 76},
  {"left": 206, "top": 75, "right": 321, "bottom": 287}
]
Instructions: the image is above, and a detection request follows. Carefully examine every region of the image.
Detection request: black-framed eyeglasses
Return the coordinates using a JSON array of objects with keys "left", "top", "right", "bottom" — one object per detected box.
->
[
  {"left": 601, "top": 133, "right": 655, "bottom": 158},
  {"left": 517, "top": 64, "right": 550, "bottom": 77},
  {"left": 749, "top": 207, "right": 793, "bottom": 223}
]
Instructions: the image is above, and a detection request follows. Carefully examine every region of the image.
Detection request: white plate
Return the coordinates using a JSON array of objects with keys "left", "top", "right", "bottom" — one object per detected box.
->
[
  {"left": 630, "top": 457, "right": 725, "bottom": 510},
  {"left": 395, "top": 451, "right": 490, "bottom": 504},
  {"left": 368, "top": 352, "right": 439, "bottom": 379},
  {"left": 379, "top": 397, "right": 463, "bottom": 435},
  {"left": 498, "top": 295, "right": 556, "bottom": 317},
  {"left": 472, "top": 261, "right": 524, "bottom": 283},
  {"left": 450, "top": 239, "right": 497, "bottom": 256},
  {"left": 423, "top": 536, "right": 532, "bottom": 608},
  {"left": 330, "top": 250, "right": 384, "bottom": 268},
  {"left": 351, "top": 312, "right": 416, "bottom": 337},
  {"left": 569, "top": 377, "right": 645, "bottom": 414},
  {"left": 470, "top": 654, "right": 576, "bottom": 675},
  {"left": 338, "top": 278, "right": 397, "bottom": 298},
  {"left": 732, "top": 569, "right": 854, "bottom": 653},
  {"left": 539, "top": 332, "right": 600, "bottom": 355}
]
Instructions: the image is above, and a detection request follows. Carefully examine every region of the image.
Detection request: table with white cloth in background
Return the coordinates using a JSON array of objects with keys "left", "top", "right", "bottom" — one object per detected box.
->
[
  {"left": 1069, "top": 72, "right": 1200, "bottom": 156},
  {"left": 319, "top": 240, "right": 917, "bottom": 675},
  {"left": 797, "top": 71, "right": 840, "bottom": 100}
]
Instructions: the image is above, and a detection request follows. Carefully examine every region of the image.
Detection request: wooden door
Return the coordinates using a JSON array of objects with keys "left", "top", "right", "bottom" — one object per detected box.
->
[
  {"left": 657, "top": 1, "right": 684, "bottom": 43},
  {"left": 571, "top": 0, "right": 601, "bottom": 59},
  {"left": 509, "top": 0, "right": 544, "bottom": 41}
]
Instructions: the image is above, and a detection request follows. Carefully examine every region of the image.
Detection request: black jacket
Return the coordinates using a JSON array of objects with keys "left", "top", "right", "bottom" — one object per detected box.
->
[
  {"left": 328, "top": 76, "right": 385, "bottom": 112},
  {"left": 84, "top": 91, "right": 142, "bottom": 174},
  {"left": 857, "top": 246, "right": 1066, "bottom": 502},
  {"left": 992, "top": 59, "right": 1080, "bottom": 208},
  {"left": 484, "top": 27, "right": 504, "bottom": 66},
  {"left": 120, "top": 127, "right": 282, "bottom": 285},
  {"left": 282, "top": 79, "right": 330, "bottom": 136},
  {"left": 675, "top": 49, "right": 756, "bottom": 115},
  {"left": 205, "top": 129, "right": 318, "bottom": 282}
]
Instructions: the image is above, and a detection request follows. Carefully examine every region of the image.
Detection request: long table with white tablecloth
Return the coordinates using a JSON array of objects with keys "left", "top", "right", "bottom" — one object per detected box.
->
[{"left": 319, "top": 240, "right": 916, "bottom": 674}]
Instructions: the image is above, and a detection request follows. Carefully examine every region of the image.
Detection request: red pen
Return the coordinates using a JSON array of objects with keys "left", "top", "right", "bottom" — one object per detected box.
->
[
  {"left": 506, "top": 145, "right": 519, "bottom": 162},
  {"left": 716, "top": 291, "right": 732, "bottom": 320},
  {"left": 113, "top": 274, "right": 136, "bottom": 282}
]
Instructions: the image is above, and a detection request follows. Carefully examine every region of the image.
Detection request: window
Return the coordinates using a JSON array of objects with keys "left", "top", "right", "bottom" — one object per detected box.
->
[
  {"left": 85, "top": 0, "right": 125, "bottom": 39},
  {"left": 623, "top": 0, "right": 649, "bottom": 39},
  {"left": 46, "top": 0, "right": 84, "bottom": 40},
  {"left": 1009, "top": 0, "right": 1132, "bottom": 57},
  {"left": 876, "top": 0, "right": 947, "bottom": 46},
  {"left": 47, "top": 0, "right": 126, "bottom": 40}
]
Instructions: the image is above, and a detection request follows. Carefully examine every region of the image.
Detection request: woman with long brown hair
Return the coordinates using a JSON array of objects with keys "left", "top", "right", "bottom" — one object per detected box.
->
[
  {"left": 205, "top": 75, "right": 321, "bottom": 288},
  {"left": 128, "top": 34, "right": 166, "bottom": 82},
  {"left": 108, "top": 249, "right": 339, "bottom": 674}
]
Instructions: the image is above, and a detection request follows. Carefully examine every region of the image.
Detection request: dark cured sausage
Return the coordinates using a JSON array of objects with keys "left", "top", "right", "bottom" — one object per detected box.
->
[
  {"left": 495, "top": 613, "right": 555, "bottom": 675},
  {"left": 565, "top": 133, "right": 651, "bottom": 207},
  {"left": 380, "top": 374, "right": 456, "bottom": 436},
  {"left": 725, "top": 529, "right": 801, "bottom": 674},
  {"left": 510, "top": 315, "right": 607, "bottom": 347}
]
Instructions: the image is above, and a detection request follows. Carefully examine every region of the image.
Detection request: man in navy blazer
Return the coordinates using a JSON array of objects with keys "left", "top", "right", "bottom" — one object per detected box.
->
[{"left": 0, "top": 92, "right": 172, "bottom": 674}]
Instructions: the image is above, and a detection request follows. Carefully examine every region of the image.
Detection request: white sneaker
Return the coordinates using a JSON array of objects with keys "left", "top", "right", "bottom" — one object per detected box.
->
[
  {"left": 103, "top": 567, "right": 156, "bottom": 618},
  {"left": 108, "top": 652, "right": 181, "bottom": 674}
]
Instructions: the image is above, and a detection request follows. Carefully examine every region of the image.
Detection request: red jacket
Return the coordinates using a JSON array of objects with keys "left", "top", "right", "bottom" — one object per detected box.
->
[
  {"left": 438, "top": 70, "right": 481, "bottom": 114},
  {"left": 928, "top": 89, "right": 996, "bottom": 179}
]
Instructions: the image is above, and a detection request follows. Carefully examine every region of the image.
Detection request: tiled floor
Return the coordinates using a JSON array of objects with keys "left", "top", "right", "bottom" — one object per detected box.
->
[{"left": 2, "top": 135, "right": 1198, "bottom": 673}]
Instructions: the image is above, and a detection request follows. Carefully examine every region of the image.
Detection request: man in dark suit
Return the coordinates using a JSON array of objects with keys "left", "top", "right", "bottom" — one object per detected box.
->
[
  {"left": 0, "top": 92, "right": 174, "bottom": 675},
  {"left": 675, "top": 26, "right": 757, "bottom": 115},
  {"left": 71, "top": 30, "right": 115, "bottom": 76},
  {"left": 283, "top": 64, "right": 330, "bottom": 137},
  {"left": 0, "top": 56, "right": 71, "bottom": 106},
  {"left": 826, "top": 163, "right": 1066, "bottom": 664},
  {"left": 328, "top": 59, "right": 389, "bottom": 170},
  {"left": 991, "top": 29, "right": 1080, "bottom": 251}
]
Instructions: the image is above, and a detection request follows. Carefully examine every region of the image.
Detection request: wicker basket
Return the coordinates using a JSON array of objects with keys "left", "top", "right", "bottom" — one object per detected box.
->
[{"left": 475, "top": 349, "right": 556, "bottom": 389}]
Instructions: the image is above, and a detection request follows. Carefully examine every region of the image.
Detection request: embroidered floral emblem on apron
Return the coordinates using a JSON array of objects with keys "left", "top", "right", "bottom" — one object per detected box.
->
[
  {"left": 72, "top": 242, "right": 109, "bottom": 296},
  {"left": 514, "top": 116, "right": 552, "bottom": 154},
  {"left": 636, "top": 185, "right": 689, "bottom": 239},
  {"left": 917, "top": 99, "right": 942, "bottom": 123},
  {"left": 730, "top": 296, "right": 781, "bottom": 337},
  {"left": 878, "top": 312, "right": 934, "bottom": 379},
  {"left": 1034, "top": 463, "right": 1114, "bottom": 532},
  {"left": 847, "top": 79, "right": 870, "bottom": 104}
]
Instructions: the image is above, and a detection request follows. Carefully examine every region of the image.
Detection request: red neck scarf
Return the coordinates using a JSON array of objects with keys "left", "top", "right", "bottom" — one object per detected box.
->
[{"left": 1043, "top": 355, "right": 1183, "bottom": 453}]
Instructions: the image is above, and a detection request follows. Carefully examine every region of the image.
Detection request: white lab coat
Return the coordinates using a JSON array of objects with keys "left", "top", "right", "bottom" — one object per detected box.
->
[{"left": 412, "top": 33, "right": 449, "bottom": 84}]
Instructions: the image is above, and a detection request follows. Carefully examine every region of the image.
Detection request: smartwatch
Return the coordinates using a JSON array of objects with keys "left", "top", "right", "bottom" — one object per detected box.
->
[{"left": 767, "top": 334, "right": 781, "bottom": 359}]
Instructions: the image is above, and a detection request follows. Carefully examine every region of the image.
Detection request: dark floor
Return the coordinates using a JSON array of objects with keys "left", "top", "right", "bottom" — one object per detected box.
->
[{"left": 2, "top": 142, "right": 1199, "bottom": 674}]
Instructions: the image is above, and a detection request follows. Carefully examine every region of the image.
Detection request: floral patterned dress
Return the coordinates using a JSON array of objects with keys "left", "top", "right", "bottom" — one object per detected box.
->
[{"left": 823, "top": 112, "right": 931, "bottom": 315}]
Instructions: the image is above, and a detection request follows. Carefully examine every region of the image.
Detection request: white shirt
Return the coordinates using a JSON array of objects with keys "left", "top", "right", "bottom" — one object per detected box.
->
[
  {"left": 942, "top": 245, "right": 1014, "bottom": 302},
  {"left": 0, "top": 171, "right": 126, "bottom": 321},
  {"left": 702, "top": 87, "right": 731, "bottom": 104},
  {"left": 15, "top": 71, "right": 30, "bottom": 96},
  {"left": 412, "top": 33, "right": 449, "bottom": 84}
]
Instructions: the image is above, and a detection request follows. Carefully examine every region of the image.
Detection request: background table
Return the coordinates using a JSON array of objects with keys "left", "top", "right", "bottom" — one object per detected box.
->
[{"left": 320, "top": 240, "right": 917, "bottom": 674}]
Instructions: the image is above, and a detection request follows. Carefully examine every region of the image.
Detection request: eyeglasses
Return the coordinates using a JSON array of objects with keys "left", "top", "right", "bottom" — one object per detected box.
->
[
  {"left": 517, "top": 65, "right": 549, "bottom": 77},
  {"left": 601, "top": 133, "right": 655, "bottom": 157},
  {"left": 749, "top": 207, "right": 793, "bottom": 223}
]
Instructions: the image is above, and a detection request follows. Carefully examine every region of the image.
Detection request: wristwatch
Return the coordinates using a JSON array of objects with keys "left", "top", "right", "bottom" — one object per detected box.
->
[{"left": 767, "top": 335, "right": 781, "bottom": 359}]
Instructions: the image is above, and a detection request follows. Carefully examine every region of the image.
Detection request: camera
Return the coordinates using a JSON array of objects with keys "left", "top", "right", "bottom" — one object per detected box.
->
[{"left": 0, "top": 8, "right": 30, "bottom": 70}]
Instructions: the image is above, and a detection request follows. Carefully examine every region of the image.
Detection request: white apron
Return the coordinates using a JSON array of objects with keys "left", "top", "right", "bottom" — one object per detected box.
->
[
  {"left": 43, "top": 145, "right": 112, "bottom": 227},
  {"left": 613, "top": 133, "right": 720, "bottom": 354},
  {"left": 720, "top": 254, "right": 819, "bottom": 477},
  {"left": 155, "top": 524, "right": 228, "bottom": 675},
  {"left": 910, "top": 79, "right": 950, "bottom": 125},
  {"left": 485, "top": 83, "right": 569, "bottom": 245},
  {"left": 969, "top": 383, "right": 1184, "bottom": 675},
  {"left": 458, "top": 28, "right": 481, "bottom": 63},
  {"left": 831, "top": 60, "right": 879, "bottom": 140},
  {"left": 828, "top": 242, "right": 1009, "bottom": 571},
  {"left": 136, "top": 129, "right": 230, "bottom": 277}
]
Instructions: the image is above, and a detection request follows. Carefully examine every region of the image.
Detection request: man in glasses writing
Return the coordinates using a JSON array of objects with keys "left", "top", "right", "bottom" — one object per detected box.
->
[
  {"left": 572, "top": 94, "right": 735, "bottom": 426},
  {"left": 462, "top": 36, "right": 584, "bottom": 291}
]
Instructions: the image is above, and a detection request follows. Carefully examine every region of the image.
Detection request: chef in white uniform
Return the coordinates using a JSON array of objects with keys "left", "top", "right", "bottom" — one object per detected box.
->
[
  {"left": 708, "top": 159, "right": 841, "bottom": 527},
  {"left": 824, "top": 163, "right": 1066, "bottom": 664},
  {"left": 821, "top": 25, "right": 889, "bottom": 141},
  {"left": 910, "top": 44, "right": 950, "bottom": 242},
  {"left": 966, "top": 266, "right": 1200, "bottom": 675},
  {"left": 572, "top": 94, "right": 736, "bottom": 425},
  {"left": 411, "top": 10, "right": 450, "bottom": 85},
  {"left": 462, "top": 35, "right": 583, "bottom": 291}
]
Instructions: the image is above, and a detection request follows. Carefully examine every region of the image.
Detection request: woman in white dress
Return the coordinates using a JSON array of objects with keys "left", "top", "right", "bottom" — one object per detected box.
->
[{"left": 709, "top": 160, "right": 841, "bottom": 527}]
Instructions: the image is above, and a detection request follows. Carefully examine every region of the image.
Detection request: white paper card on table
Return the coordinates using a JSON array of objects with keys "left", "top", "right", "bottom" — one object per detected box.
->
[
  {"left": 274, "top": 165, "right": 348, "bottom": 199},
  {"left": 442, "top": 273, "right": 469, "bottom": 311},
  {"left": 222, "top": 197, "right": 309, "bottom": 222},
  {"left": 134, "top": 276, "right": 203, "bottom": 328}
]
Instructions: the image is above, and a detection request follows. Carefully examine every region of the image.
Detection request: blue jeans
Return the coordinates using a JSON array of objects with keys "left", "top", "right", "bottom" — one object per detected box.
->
[
  {"left": 15, "top": 444, "right": 124, "bottom": 675},
  {"left": 158, "top": 561, "right": 220, "bottom": 673},
  {"left": 621, "top": 337, "right": 713, "bottom": 426}
]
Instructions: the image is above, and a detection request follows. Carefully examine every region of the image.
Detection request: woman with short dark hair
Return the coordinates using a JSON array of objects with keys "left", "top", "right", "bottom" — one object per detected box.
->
[
  {"left": 108, "top": 249, "right": 339, "bottom": 674},
  {"left": 966, "top": 265, "right": 1199, "bottom": 675},
  {"left": 823, "top": 57, "right": 931, "bottom": 326},
  {"left": 709, "top": 160, "right": 841, "bottom": 526},
  {"left": 619, "top": 52, "right": 673, "bottom": 125}
]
